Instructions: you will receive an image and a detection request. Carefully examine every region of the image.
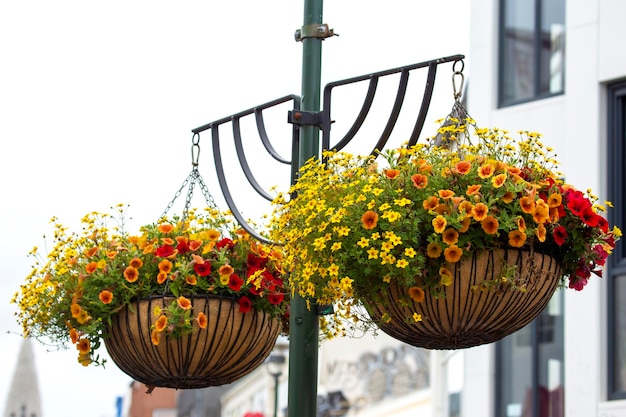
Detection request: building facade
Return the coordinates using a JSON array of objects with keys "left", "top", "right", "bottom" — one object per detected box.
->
[{"left": 463, "top": 0, "right": 626, "bottom": 416}]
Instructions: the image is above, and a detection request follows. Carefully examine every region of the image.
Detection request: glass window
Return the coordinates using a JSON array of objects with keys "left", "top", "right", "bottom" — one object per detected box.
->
[
  {"left": 607, "top": 81, "right": 626, "bottom": 399},
  {"left": 496, "top": 293, "right": 564, "bottom": 417},
  {"left": 499, "top": 0, "right": 566, "bottom": 106}
]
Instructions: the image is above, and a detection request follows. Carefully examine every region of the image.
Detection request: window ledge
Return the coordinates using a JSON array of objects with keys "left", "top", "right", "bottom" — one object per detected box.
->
[{"left": 599, "top": 400, "right": 626, "bottom": 416}]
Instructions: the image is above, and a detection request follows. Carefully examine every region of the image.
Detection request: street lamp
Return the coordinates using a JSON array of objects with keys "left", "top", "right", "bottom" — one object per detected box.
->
[{"left": 267, "top": 351, "right": 286, "bottom": 417}]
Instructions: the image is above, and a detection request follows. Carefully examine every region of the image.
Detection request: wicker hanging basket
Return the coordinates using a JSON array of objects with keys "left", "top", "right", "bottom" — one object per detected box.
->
[
  {"left": 363, "top": 248, "right": 562, "bottom": 350},
  {"left": 104, "top": 294, "right": 281, "bottom": 389}
]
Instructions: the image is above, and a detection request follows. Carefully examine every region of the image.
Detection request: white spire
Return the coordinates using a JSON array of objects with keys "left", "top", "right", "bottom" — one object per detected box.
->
[{"left": 3, "top": 338, "right": 43, "bottom": 417}]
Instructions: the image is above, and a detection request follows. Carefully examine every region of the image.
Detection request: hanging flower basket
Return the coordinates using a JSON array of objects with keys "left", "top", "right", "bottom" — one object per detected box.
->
[
  {"left": 363, "top": 248, "right": 562, "bottom": 349},
  {"left": 270, "top": 113, "right": 621, "bottom": 346},
  {"left": 105, "top": 294, "right": 281, "bottom": 389},
  {"left": 13, "top": 206, "right": 289, "bottom": 385}
]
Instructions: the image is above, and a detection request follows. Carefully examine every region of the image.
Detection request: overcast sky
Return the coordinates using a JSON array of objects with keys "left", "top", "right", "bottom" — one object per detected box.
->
[{"left": 0, "top": 2, "right": 469, "bottom": 416}]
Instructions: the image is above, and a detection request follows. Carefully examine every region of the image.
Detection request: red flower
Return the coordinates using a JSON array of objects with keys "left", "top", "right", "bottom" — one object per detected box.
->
[
  {"left": 247, "top": 253, "right": 268, "bottom": 268},
  {"left": 597, "top": 216, "right": 609, "bottom": 233},
  {"left": 193, "top": 262, "right": 212, "bottom": 276},
  {"left": 176, "top": 237, "right": 190, "bottom": 254},
  {"left": 238, "top": 296, "right": 252, "bottom": 313},
  {"left": 566, "top": 192, "right": 591, "bottom": 216},
  {"left": 155, "top": 244, "right": 175, "bottom": 258},
  {"left": 553, "top": 226, "right": 568, "bottom": 246},
  {"left": 581, "top": 207, "right": 600, "bottom": 227},
  {"left": 268, "top": 293, "right": 285, "bottom": 305},
  {"left": 568, "top": 275, "right": 588, "bottom": 291},
  {"left": 228, "top": 274, "right": 244, "bottom": 291},
  {"left": 216, "top": 238, "right": 235, "bottom": 250}
]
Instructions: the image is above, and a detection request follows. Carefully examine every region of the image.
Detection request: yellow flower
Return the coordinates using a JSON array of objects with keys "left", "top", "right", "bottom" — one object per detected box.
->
[
  {"left": 396, "top": 259, "right": 409, "bottom": 269},
  {"left": 412, "top": 313, "right": 422, "bottom": 323},
  {"left": 432, "top": 215, "right": 447, "bottom": 234}
]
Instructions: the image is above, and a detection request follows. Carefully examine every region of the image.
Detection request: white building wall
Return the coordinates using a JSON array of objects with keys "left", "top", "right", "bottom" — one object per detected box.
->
[{"left": 466, "top": 0, "right": 626, "bottom": 416}]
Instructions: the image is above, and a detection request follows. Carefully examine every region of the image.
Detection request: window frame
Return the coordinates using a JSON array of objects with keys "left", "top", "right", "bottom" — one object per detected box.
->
[
  {"left": 607, "top": 80, "right": 626, "bottom": 400},
  {"left": 495, "top": 292, "right": 565, "bottom": 417},
  {"left": 498, "top": 0, "right": 566, "bottom": 107}
]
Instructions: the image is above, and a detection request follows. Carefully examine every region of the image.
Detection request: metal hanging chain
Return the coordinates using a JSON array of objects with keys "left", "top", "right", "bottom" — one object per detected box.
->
[
  {"left": 432, "top": 59, "right": 472, "bottom": 149},
  {"left": 160, "top": 132, "right": 218, "bottom": 221}
]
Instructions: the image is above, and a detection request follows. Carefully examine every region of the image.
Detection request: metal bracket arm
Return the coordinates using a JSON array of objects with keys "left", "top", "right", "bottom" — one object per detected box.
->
[
  {"left": 287, "top": 109, "right": 325, "bottom": 128},
  {"left": 294, "top": 23, "right": 335, "bottom": 42}
]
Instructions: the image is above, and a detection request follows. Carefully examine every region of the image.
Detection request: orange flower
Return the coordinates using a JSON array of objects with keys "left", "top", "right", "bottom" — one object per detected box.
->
[
  {"left": 501, "top": 191, "right": 516, "bottom": 203},
  {"left": 508, "top": 230, "right": 527, "bottom": 247},
  {"left": 426, "top": 242, "right": 442, "bottom": 258},
  {"left": 415, "top": 158, "right": 432, "bottom": 173},
  {"left": 70, "top": 304, "right": 82, "bottom": 318},
  {"left": 76, "top": 338, "right": 90, "bottom": 354},
  {"left": 466, "top": 184, "right": 482, "bottom": 196},
  {"left": 517, "top": 217, "right": 526, "bottom": 232},
  {"left": 129, "top": 257, "right": 143, "bottom": 269},
  {"left": 361, "top": 210, "right": 379, "bottom": 230},
  {"left": 206, "top": 229, "right": 221, "bottom": 241},
  {"left": 439, "top": 267, "right": 453, "bottom": 286},
  {"left": 459, "top": 217, "right": 472, "bottom": 233},
  {"left": 197, "top": 312, "right": 208, "bottom": 329},
  {"left": 434, "top": 203, "right": 451, "bottom": 215},
  {"left": 549, "top": 207, "right": 560, "bottom": 222},
  {"left": 477, "top": 164, "right": 495, "bottom": 178},
  {"left": 432, "top": 215, "right": 447, "bottom": 234},
  {"left": 443, "top": 245, "right": 463, "bottom": 263},
  {"left": 455, "top": 160, "right": 472, "bottom": 175},
  {"left": 151, "top": 329, "right": 161, "bottom": 346},
  {"left": 157, "top": 271, "right": 168, "bottom": 284},
  {"left": 423, "top": 196, "right": 440, "bottom": 210},
  {"left": 532, "top": 200, "right": 550, "bottom": 224},
  {"left": 158, "top": 259, "right": 173, "bottom": 273},
  {"left": 219, "top": 264, "right": 234, "bottom": 277},
  {"left": 99, "top": 290, "right": 113, "bottom": 304},
  {"left": 177, "top": 296, "right": 192, "bottom": 310},
  {"left": 438, "top": 189, "right": 455, "bottom": 199},
  {"left": 383, "top": 168, "right": 400, "bottom": 179},
  {"left": 491, "top": 173, "right": 507, "bottom": 188},
  {"left": 84, "top": 247, "right": 99, "bottom": 258},
  {"left": 535, "top": 223, "right": 547, "bottom": 242},
  {"left": 459, "top": 201, "right": 474, "bottom": 215},
  {"left": 411, "top": 173, "right": 428, "bottom": 188},
  {"left": 161, "top": 237, "right": 175, "bottom": 246},
  {"left": 157, "top": 223, "right": 174, "bottom": 234},
  {"left": 189, "top": 240, "right": 203, "bottom": 251},
  {"left": 124, "top": 266, "right": 139, "bottom": 283},
  {"left": 408, "top": 286, "right": 425, "bottom": 303},
  {"left": 70, "top": 328, "right": 79, "bottom": 344},
  {"left": 154, "top": 315, "right": 168, "bottom": 332},
  {"left": 442, "top": 228, "right": 460, "bottom": 245},
  {"left": 481, "top": 216, "right": 499, "bottom": 235},
  {"left": 519, "top": 196, "right": 536, "bottom": 214},
  {"left": 547, "top": 193, "right": 563, "bottom": 208},
  {"left": 85, "top": 262, "right": 98, "bottom": 274},
  {"left": 186, "top": 275, "right": 198, "bottom": 285},
  {"left": 471, "top": 203, "right": 489, "bottom": 221}
]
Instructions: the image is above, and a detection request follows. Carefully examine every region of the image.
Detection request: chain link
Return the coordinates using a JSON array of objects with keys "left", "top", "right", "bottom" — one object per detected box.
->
[{"left": 160, "top": 133, "right": 218, "bottom": 221}]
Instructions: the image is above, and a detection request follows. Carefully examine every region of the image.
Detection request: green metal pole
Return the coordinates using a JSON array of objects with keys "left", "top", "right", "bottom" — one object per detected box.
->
[{"left": 287, "top": 0, "right": 323, "bottom": 416}]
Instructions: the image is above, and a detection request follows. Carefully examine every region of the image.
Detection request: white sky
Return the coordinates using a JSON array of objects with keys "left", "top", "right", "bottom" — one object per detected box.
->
[{"left": 0, "top": 2, "right": 469, "bottom": 416}]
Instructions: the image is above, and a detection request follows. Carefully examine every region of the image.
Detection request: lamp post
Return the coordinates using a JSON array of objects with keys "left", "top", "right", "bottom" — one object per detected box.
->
[{"left": 267, "top": 352, "right": 286, "bottom": 417}]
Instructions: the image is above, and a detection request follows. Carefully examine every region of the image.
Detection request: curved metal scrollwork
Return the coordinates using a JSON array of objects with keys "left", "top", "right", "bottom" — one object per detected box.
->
[{"left": 191, "top": 55, "right": 464, "bottom": 244}]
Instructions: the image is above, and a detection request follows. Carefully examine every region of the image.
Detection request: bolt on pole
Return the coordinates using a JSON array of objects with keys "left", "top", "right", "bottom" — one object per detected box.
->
[{"left": 287, "top": 0, "right": 324, "bottom": 416}]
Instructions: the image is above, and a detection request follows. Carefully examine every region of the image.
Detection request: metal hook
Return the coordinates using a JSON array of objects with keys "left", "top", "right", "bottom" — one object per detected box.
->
[
  {"left": 452, "top": 59, "right": 465, "bottom": 100},
  {"left": 191, "top": 132, "right": 201, "bottom": 169}
]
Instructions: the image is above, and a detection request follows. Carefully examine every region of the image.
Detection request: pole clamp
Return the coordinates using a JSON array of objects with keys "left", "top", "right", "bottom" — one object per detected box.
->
[
  {"left": 287, "top": 110, "right": 325, "bottom": 128},
  {"left": 294, "top": 23, "right": 336, "bottom": 42}
]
